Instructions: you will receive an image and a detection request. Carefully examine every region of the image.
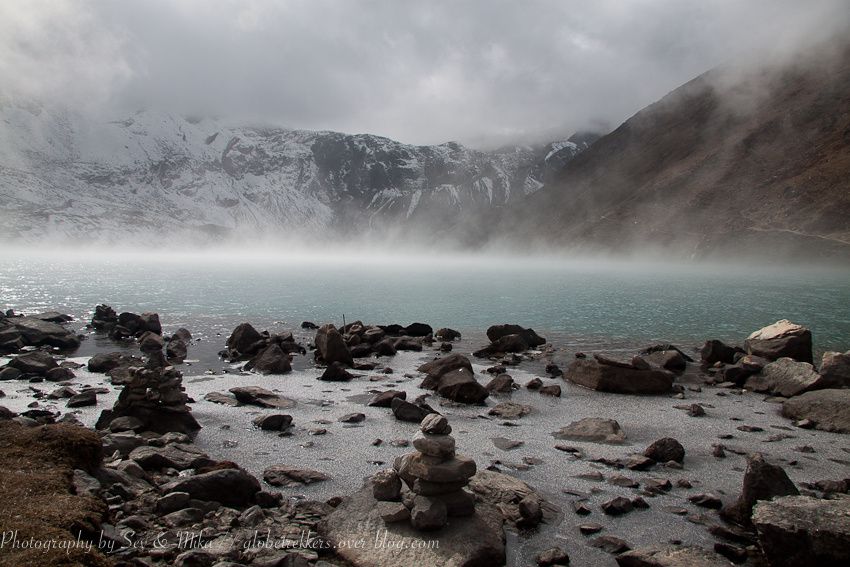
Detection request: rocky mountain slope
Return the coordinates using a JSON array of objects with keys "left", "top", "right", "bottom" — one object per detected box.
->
[
  {"left": 0, "top": 101, "right": 593, "bottom": 244},
  {"left": 490, "top": 36, "right": 850, "bottom": 260}
]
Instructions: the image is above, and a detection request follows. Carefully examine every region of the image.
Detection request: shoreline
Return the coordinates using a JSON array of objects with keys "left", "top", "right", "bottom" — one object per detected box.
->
[{"left": 1, "top": 307, "right": 848, "bottom": 566}]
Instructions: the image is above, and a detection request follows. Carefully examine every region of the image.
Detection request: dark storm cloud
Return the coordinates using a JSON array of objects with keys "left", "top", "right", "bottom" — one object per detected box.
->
[{"left": 1, "top": 0, "right": 848, "bottom": 146}]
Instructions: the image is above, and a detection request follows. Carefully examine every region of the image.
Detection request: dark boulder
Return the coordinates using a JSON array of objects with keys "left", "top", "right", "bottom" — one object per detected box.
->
[
  {"left": 700, "top": 340, "right": 739, "bottom": 365},
  {"left": 745, "top": 320, "right": 813, "bottom": 364},
  {"left": 818, "top": 350, "right": 850, "bottom": 388},
  {"left": 162, "top": 468, "right": 261, "bottom": 508},
  {"left": 368, "top": 390, "right": 406, "bottom": 408},
  {"left": 418, "top": 354, "right": 474, "bottom": 387},
  {"left": 7, "top": 317, "right": 81, "bottom": 350},
  {"left": 245, "top": 343, "right": 292, "bottom": 375},
  {"left": 566, "top": 355, "right": 674, "bottom": 395},
  {"left": 138, "top": 331, "right": 164, "bottom": 353},
  {"left": 315, "top": 324, "right": 353, "bottom": 367},
  {"left": 486, "top": 374, "right": 516, "bottom": 393},
  {"left": 166, "top": 338, "right": 188, "bottom": 362},
  {"left": 226, "top": 322, "right": 265, "bottom": 357},
  {"left": 404, "top": 322, "right": 433, "bottom": 337},
  {"left": 8, "top": 350, "right": 58, "bottom": 376},
  {"left": 782, "top": 389, "right": 850, "bottom": 433},
  {"left": 486, "top": 324, "right": 546, "bottom": 347},
  {"left": 435, "top": 368, "right": 489, "bottom": 404},
  {"left": 644, "top": 438, "right": 685, "bottom": 464},
  {"left": 721, "top": 453, "right": 799, "bottom": 527},
  {"left": 90, "top": 304, "right": 118, "bottom": 329},
  {"left": 473, "top": 334, "right": 530, "bottom": 357},
  {"left": 435, "top": 328, "right": 461, "bottom": 341},
  {"left": 318, "top": 362, "right": 355, "bottom": 381},
  {"left": 391, "top": 397, "right": 435, "bottom": 423},
  {"left": 745, "top": 358, "right": 830, "bottom": 397},
  {"left": 252, "top": 414, "right": 293, "bottom": 431}
]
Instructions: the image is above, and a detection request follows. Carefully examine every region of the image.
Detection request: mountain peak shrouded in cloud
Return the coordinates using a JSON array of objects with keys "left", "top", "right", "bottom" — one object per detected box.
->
[{"left": 1, "top": 0, "right": 848, "bottom": 148}]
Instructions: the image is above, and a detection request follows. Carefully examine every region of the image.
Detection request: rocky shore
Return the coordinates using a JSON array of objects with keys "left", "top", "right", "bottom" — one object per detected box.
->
[{"left": 1, "top": 307, "right": 849, "bottom": 567}]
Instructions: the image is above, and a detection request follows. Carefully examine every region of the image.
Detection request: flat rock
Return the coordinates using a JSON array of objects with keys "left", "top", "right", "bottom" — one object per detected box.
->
[
  {"left": 782, "top": 389, "right": 850, "bottom": 433},
  {"left": 566, "top": 357, "right": 674, "bottom": 394},
  {"left": 746, "top": 358, "right": 829, "bottom": 397},
  {"left": 319, "top": 483, "right": 506, "bottom": 567},
  {"left": 228, "top": 386, "right": 295, "bottom": 409},
  {"left": 263, "top": 465, "right": 330, "bottom": 487},
  {"left": 745, "top": 319, "right": 812, "bottom": 363},
  {"left": 752, "top": 495, "right": 850, "bottom": 567},
  {"left": 488, "top": 402, "right": 532, "bottom": 419},
  {"left": 163, "top": 468, "right": 261, "bottom": 507},
  {"left": 552, "top": 417, "right": 626, "bottom": 444}
]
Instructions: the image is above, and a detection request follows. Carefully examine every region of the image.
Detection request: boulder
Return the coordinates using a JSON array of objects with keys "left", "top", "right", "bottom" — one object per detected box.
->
[
  {"left": 752, "top": 495, "right": 850, "bottom": 567},
  {"left": 644, "top": 349, "right": 688, "bottom": 373},
  {"left": 390, "top": 397, "right": 434, "bottom": 423},
  {"left": 721, "top": 453, "right": 799, "bottom": 527},
  {"left": 245, "top": 343, "right": 292, "bottom": 374},
  {"left": 130, "top": 444, "right": 215, "bottom": 471},
  {"left": 368, "top": 390, "right": 406, "bottom": 407},
  {"left": 782, "top": 389, "right": 850, "bottom": 433},
  {"left": 539, "top": 384, "right": 561, "bottom": 397},
  {"left": 8, "top": 350, "right": 59, "bottom": 376},
  {"left": 372, "top": 470, "right": 402, "bottom": 501},
  {"left": 166, "top": 338, "right": 188, "bottom": 362},
  {"left": 418, "top": 354, "right": 474, "bottom": 386},
  {"left": 745, "top": 320, "right": 813, "bottom": 363},
  {"left": 410, "top": 495, "right": 448, "bottom": 531},
  {"left": 486, "top": 374, "right": 515, "bottom": 393},
  {"left": 468, "top": 470, "right": 551, "bottom": 529},
  {"left": 225, "top": 322, "right": 264, "bottom": 357},
  {"left": 138, "top": 331, "right": 164, "bottom": 352},
  {"left": 7, "top": 316, "right": 81, "bottom": 350},
  {"left": 700, "top": 340, "right": 739, "bottom": 365},
  {"left": 67, "top": 390, "right": 97, "bottom": 408},
  {"left": 318, "top": 362, "right": 354, "bottom": 381},
  {"left": 616, "top": 544, "right": 733, "bottom": 567},
  {"left": 162, "top": 468, "right": 261, "bottom": 507},
  {"left": 88, "top": 352, "right": 142, "bottom": 373},
  {"left": 644, "top": 438, "right": 685, "bottom": 464},
  {"left": 746, "top": 358, "right": 831, "bottom": 397},
  {"left": 315, "top": 324, "right": 353, "bottom": 367},
  {"left": 486, "top": 324, "right": 546, "bottom": 347},
  {"left": 435, "top": 368, "right": 489, "bottom": 404},
  {"left": 552, "top": 417, "right": 626, "bottom": 444},
  {"left": 45, "top": 367, "right": 75, "bottom": 382},
  {"left": 819, "top": 350, "right": 850, "bottom": 388},
  {"left": 566, "top": 356, "right": 674, "bottom": 394},
  {"left": 473, "top": 334, "right": 530, "bottom": 357},
  {"left": 403, "top": 323, "right": 433, "bottom": 337},
  {"left": 90, "top": 304, "right": 118, "bottom": 329}
]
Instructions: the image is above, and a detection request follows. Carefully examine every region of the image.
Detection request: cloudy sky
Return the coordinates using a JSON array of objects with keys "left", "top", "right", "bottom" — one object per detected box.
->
[{"left": 1, "top": 0, "right": 847, "bottom": 146}]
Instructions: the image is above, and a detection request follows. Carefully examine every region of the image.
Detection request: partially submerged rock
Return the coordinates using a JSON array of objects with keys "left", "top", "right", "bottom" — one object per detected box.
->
[
  {"left": 782, "top": 389, "right": 850, "bottom": 433},
  {"left": 566, "top": 355, "right": 674, "bottom": 394},
  {"left": 745, "top": 319, "right": 813, "bottom": 364},
  {"left": 752, "top": 495, "right": 850, "bottom": 567}
]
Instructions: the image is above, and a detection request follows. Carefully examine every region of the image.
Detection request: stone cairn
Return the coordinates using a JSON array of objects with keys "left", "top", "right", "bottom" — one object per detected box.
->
[
  {"left": 372, "top": 414, "right": 477, "bottom": 530},
  {"left": 96, "top": 351, "right": 200, "bottom": 435}
]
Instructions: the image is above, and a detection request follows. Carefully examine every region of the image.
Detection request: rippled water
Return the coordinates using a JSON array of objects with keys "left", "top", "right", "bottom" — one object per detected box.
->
[{"left": 1, "top": 249, "right": 849, "bottom": 353}]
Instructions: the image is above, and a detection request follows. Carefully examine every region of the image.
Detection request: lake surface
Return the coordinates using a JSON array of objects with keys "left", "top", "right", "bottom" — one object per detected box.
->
[{"left": 1, "top": 249, "right": 849, "bottom": 354}]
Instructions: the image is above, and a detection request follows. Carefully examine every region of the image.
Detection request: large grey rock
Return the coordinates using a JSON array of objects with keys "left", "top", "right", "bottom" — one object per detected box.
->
[
  {"left": 486, "top": 324, "right": 546, "bottom": 347},
  {"left": 245, "top": 343, "right": 292, "bottom": 374},
  {"left": 745, "top": 320, "right": 813, "bottom": 364},
  {"left": 721, "top": 453, "right": 799, "bottom": 527},
  {"left": 225, "top": 322, "right": 264, "bottom": 357},
  {"left": 552, "top": 417, "right": 626, "bottom": 444},
  {"left": 435, "top": 368, "right": 489, "bottom": 404},
  {"left": 319, "top": 483, "right": 506, "bottom": 567},
  {"left": 782, "top": 389, "right": 850, "bottom": 433},
  {"left": 418, "top": 354, "right": 474, "bottom": 385},
  {"left": 8, "top": 350, "right": 58, "bottom": 375},
  {"left": 819, "top": 350, "right": 850, "bottom": 388},
  {"left": 616, "top": 544, "right": 733, "bottom": 567},
  {"left": 7, "top": 316, "right": 81, "bottom": 350},
  {"left": 752, "top": 495, "right": 850, "bottom": 567},
  {"left": 746, "top": 358, "right": 830, "bottom": 397},
  {"left": 163, "top": 468, "right": 261, "bottom": 507},
  {"left": 315, "top": 324, "right": 353, "bottom": 367},
  {"left": 566, "top": 356, "right": 674, "bottom": 394},
  {"left": 468, "top": 470, "right": 550, "bottom": 529}
]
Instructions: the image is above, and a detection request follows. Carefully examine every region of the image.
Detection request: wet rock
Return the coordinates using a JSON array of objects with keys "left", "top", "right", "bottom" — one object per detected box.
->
[
  {"left": 88, "top": 352, "right": 143, "bottom": 374},
  {"left": 229, "top": 386, "right": 295, "bottom": 409},
  {"left": 721, "top": 453, "right": 799, "bottom": 527},
  {"left": 90, "top": 304, "right": 118, "bottom": 330},
  {"left": 138, "top": 331, "right": 164, "bottom": 353},
  {"left": 616, "top": 544, "right": 732, "bottom": 567},
  {"left": 318, "top": 361, "right": 354, "bottom": 381},
  {"left": 418, "top": 353, "right": 474, "bottom": 383},
  {"left": 45, "top": 367, "right": 75, "bottom": 382},
  {"left": 782, "top": 389, "right": 850, "bottom": 433},
  {"left": 545, "top": 363, "right": 563, "bottom": 377},
  {"left": 5, "top": 316, "right": 81, "bottom": 351},
  {"left": 518, "top": 495, "right": 543, "bottom": 527},
  {"left": 390, "top": 397, "right": 434, "bottom": 423},
  {"left": 315, "top": 324, "right": 354, "bottom": 367},
  {"left": 644, "top": 438, "right": 685, "bottom": 464},
  {"left": 156, "top": 491, "right": 191, "bottom": 514},
  {"left": 0, "top": 367, "right": 22, "bottom": 381},
  {"left": 163, "top": 468, "right": 261, "bottom": 507},
  {"left": 165, "top": 337, "right": 188, "bottom": 362},
  {"left": 566, "top": 355, "right": 674, "bottom": 394},
  {"left": 245, "top": 343, "right": 292, "bottom": 375},
  {"left": 263, "top": 465, "right": 331, "bottom": 487},
  {"left": 700, "top": 340, "right": 739, "bottom": 365},
  {"left": 422, "top": 366, "right": 489, "bottom": 404},
  {"left": 746, "top": 357, "right": 830, "bottom": 397},
  {"left": 552, "top": 417, "right": 626, "bottom": 444},
  {"left": 225, "top": 322, "right": 265, "bottom": 357},
  {"left": 752, "top": 495, "right": 850, "bottom": 567},
  {"left": 252, "top": 414, "right": 293, "bottom": 431},
  {"left": 301, "top": 321, "right": 319, "bottom": 330},
  {"left": 486, "top": 324, "right": 546, "bottom": 347},
  {"left": 488, "top": 401, "right": 532, "bottom": 419},
  {"left": 435, "top": 328, "right": 461, "bottom": 341},
  {"left": 474, "top": 334, "right": 532, "bottom": 357}
]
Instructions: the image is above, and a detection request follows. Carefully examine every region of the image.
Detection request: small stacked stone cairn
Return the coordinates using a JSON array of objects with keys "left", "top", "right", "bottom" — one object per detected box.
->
[
  {"left": 96, "top": 351, "right": 200, "bottom": 435},
  {"left": 374, "top": 413, "right": 477, "bottom": 531}
]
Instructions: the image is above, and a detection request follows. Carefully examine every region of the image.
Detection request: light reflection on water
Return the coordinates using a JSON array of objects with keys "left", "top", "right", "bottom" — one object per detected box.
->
[{"left": 1, "top": 251, "right": 849, "bottom": 353}]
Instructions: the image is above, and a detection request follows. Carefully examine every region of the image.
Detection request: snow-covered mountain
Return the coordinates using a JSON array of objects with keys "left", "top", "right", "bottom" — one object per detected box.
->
[{"left": 0, "top": 100, "right": 594, "bottom": 244}]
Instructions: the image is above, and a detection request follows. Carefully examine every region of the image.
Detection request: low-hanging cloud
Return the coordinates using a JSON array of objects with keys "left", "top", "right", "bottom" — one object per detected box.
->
[{"left": 1, "top": 0, "right": 848, "bottom": 147}]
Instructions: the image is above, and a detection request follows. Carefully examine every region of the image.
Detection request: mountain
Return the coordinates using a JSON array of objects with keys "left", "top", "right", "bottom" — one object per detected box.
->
[
  {"left": 490, "top": 37, "right": 850, "bottom": 260},
  {"left": 0, "top": 101, "right": 594, "bottom": 244}
]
